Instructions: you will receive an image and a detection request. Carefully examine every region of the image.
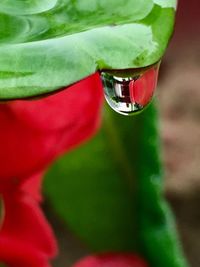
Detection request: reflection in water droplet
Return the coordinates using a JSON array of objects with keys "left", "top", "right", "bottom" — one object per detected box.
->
[{"left": 100, "top": 63, "right": 159, "bottom": 116}]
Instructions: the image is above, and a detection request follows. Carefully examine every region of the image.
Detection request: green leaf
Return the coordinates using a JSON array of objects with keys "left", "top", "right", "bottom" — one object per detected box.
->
[
  {"left": 0, "top": 0, "right": 176, "bottom": 99},
  {"left": 45, "top": 102, "right": 188, "bottom": 267},
  {"left": 45, "top": 114, "right": 137, "bottom": 251}
]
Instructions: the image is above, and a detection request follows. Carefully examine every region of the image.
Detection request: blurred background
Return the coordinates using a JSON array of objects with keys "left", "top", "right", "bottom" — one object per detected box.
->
[
  {"left": 159, "top": 0, "right": 200, "bottom": 266},
  {"left": 44, "top": 0, "right": 200, "bottom": 266}
]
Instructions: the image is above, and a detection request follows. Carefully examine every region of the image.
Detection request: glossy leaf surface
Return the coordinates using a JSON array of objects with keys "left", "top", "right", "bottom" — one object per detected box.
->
[
  {"left": 0, "top": 0, "right": 176, "bottom": 99},
  {"left": 45, "top": 103, "right": 188, "bottom": 267}
]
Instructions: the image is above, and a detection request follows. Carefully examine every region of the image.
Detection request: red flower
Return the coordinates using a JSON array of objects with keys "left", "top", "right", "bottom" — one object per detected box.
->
[
  {"left": 72, "top": 253, "right": 148, "bottom": 267},
  {"left": 0, "top": 73, "right": 104, "bottom": 266},
  {"left": 0, "top": 73, "right": 103, "bottom": 184},
  {"left": 0, "top": 172, "right": 57, "bottom": 267}
]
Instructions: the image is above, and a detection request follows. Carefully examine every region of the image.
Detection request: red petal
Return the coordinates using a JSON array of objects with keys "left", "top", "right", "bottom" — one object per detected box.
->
[
  {"left": 0, "top": 237, "right": 51, "bottom": 267},
  {"left": 0, "top": 73, "right": 103, "bottom": 182},
  {"left": 72, "top": 253, "right": 148, "bottom": 267},
  {"left": 20, "top": 171, "right": 45, "bottom": 202},
  {"left": 1, "top": 190, "right": 57, "bottom": 257}
]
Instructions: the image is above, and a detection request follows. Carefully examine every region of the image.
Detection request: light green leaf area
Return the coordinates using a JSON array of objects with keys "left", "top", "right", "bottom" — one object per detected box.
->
[
  {"left": 0, "top": 0, "right": 176, "bottom": 99},
  {"left": 153, "top": 0, "right": 177, "bottom": 9},
  {"left": 45, "top": 103, "right": 188, "bottom": 267}
]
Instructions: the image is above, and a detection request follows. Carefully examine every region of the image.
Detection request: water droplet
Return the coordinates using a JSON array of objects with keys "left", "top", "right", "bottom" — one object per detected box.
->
[{"left": 100, "top": 63, "right": 159, "bottom": 116}]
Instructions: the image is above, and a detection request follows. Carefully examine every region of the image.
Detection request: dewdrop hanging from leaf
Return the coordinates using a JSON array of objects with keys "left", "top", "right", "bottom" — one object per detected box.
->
[{"left": 101, "top": 63, "right": 159, "bottom": 115}]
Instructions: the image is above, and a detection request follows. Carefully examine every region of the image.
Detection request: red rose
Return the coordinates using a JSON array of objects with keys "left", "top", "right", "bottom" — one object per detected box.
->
[{"left": 72, "top": 253, "right": 148, "bottom": 267}]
